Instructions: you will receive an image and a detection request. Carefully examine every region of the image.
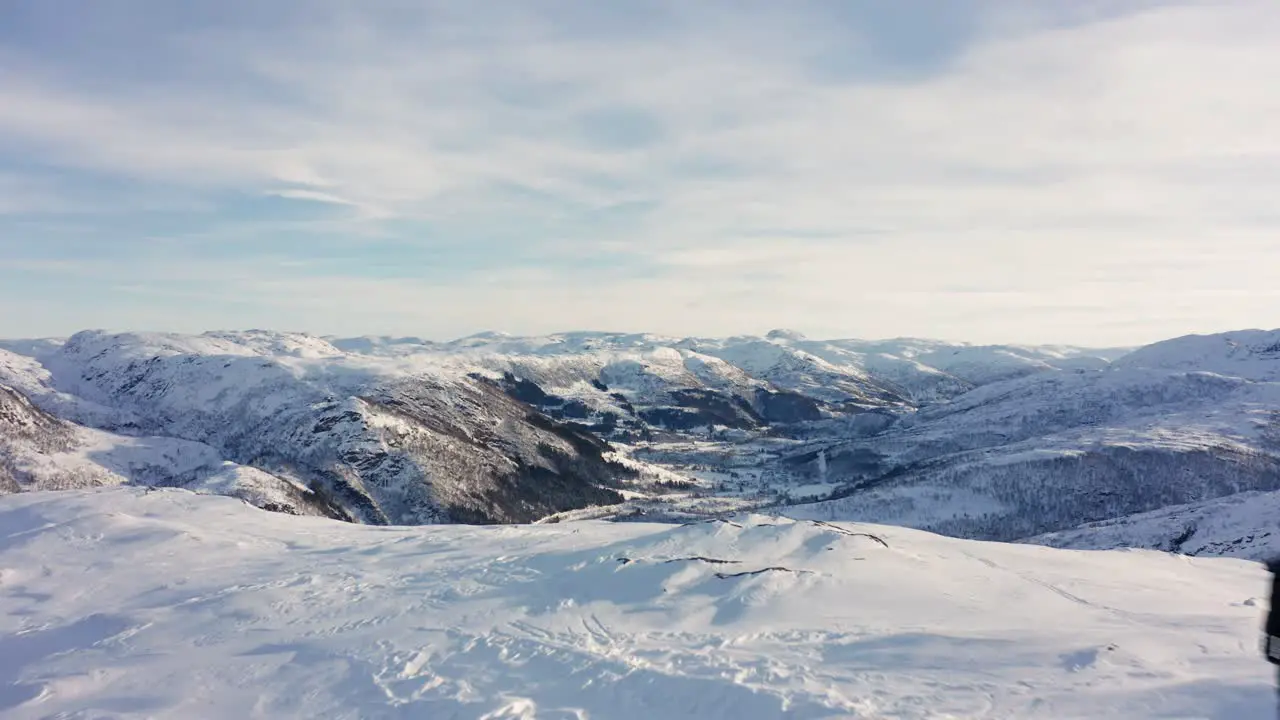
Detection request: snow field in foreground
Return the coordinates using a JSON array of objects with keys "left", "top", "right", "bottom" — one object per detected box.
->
[{"left": 0, "top": 487, "right": 1273, "bottom": 719}]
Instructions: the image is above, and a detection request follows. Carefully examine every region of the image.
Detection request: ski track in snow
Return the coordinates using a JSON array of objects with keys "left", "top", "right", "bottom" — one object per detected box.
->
[{"left": 0, "top": 488, "right": 1273, "bottom": 719}]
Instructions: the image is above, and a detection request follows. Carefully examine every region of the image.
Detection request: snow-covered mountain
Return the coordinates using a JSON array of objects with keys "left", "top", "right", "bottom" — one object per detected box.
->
[
  {"left": 0, "top": 487, "right": 1271, "bottom": 719},
  {"left": 7, "top": 329, "right": 1278, "bottom": 717},
  {"left": 787, "top": 329, "right": 1280, "bottom": 542},
  {"left": 0, "top": 331, "right": 636, "bottom": 524},
  {"left": 3, "top": 327, "right": 1121, "bottom": 520},
  {"left": 0, "top": 380, "right": 326, "bottom": 515},
  {"left": 333, "top": 331, "right": 890, "bottom": 433},
  {"left": 1028, "top": 488, "right": 1280, "bottom": 561},
  {"left": 4, "top": 325, "right": 1278, "bottom": 549},
  {"left": 335, "top": 329, "right": 1123, "bottom": 404},
  {"left": 326, "top": 330, "right": 1124, "bottom": 437},
  {"left": 1113, "top": 329, "right": 1280, "bottom": 380}
]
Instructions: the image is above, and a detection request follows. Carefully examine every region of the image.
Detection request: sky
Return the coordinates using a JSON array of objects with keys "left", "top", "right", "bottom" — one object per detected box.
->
[{"left": 2, "top": 0, "right": 1279, "bottom": 346}]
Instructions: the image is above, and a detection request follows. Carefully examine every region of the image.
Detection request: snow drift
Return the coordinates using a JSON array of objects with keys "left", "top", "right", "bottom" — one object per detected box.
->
[{"left": 0, "top": 488, "right": 1272, "bottom": 719}]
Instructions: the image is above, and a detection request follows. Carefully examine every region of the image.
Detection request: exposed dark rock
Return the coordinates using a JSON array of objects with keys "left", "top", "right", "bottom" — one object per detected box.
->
[
  {"left": 0, "top": 385, "right": 75, "bottom": 454},
  {"left": 496, "top": 372, "right": 556, "bottom": 406},
  {"left": 1166, "top": 523, "right": 1197, "bottom": 554},
  {"left": 671, "top": 389, "right": 762, "bottom": 426},
  {"left": 804, "top": 519, "right": 890, "bottom": 547},
  {"left": 715, "top": 566, "right": 814, "bottom": 579},
  {"left": 755, "top": 389, "right": 824, "bottom": 423},
  {"left": 0, "top": 458, "right": 18, "bottom": 493},
  {"left": 312, "top": 411, "right": 362, "bottom": 434},
  {"left": 609, "top": 393, "right": 636, "bottom": 414},
  {"left": 558, "top": 399, "right": 593, "bottom": 419}
]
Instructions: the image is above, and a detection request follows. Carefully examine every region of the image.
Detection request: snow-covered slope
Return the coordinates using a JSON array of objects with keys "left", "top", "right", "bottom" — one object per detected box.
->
[
  {"left": 0, "top": 346, "right": 142, "bottom": 430},
  {"left": 1113, "top": 328, "right": 1280, "bottom": 381},
  {"left": 849, "top": 338, "right": 1128, "bottom": 387},
  {"left": 332, "top": 330, "right": 1124, "bottom": 414},
  {"left": 733, "top": 332, "right": 1127, "bottom": 402},
  {"left": 1, "top": 331, "right": 635, "bottom": 525},
  {"left": 0, "top": 372, "right": 348, "bottom": 517},
  {"left": 1028, "top": 489, "right": 1280, "bottom": 561},
  {"left": 351, "top": 332, "right": 861, "bottom": 433},
  {"left": 787, "top": 329, "right": 1280, "bottom": 542},
  {"left": 0, "top": 487, "right": 1272, "bottom": 719}
]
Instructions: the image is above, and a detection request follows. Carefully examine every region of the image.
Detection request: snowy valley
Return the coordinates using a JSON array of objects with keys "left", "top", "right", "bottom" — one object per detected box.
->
[
  {"left": 2, "top": 326, "right": 1279, "bottom": 557},
  {"left": 3, "top": 327, "right": 1280, "bottom": 717}
]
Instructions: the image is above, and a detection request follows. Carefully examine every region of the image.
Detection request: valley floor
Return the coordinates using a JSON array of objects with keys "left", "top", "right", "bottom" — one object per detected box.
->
[{"left": 0, "top": 488, "right": 1274, "bottom": 719}]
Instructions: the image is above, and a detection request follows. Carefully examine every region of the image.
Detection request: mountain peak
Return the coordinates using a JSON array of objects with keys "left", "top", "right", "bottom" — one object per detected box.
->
[{"left": 765, "top": 328, "right": 806, "bottom": 342}]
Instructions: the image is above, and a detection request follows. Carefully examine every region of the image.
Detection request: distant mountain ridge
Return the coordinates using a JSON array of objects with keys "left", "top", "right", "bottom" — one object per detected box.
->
[
  {"left": 1027, "top": 488, "right": 1280, "bottom": 561},
  {"left": 3, "top": 326, "right": 1278, "bottom": 551},
  {"left": 786, "top": 329, "right": 1280, "bottom": 543}
]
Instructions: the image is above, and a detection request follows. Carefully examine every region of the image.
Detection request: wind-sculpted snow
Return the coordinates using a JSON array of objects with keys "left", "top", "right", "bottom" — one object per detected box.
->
[{"left": 0, "top": 488, "right": 1272, "bottom": 719}]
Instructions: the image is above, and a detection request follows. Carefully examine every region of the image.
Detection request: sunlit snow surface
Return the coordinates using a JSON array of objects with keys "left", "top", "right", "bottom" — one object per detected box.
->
[{"left": 0, "top": 488, "right": 1272, "bottom": 719}]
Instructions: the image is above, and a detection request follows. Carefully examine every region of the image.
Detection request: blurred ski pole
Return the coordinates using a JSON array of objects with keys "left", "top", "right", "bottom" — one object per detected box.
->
[{"left": 1267, "top": 558, "right": 1280, "bottom": 717}]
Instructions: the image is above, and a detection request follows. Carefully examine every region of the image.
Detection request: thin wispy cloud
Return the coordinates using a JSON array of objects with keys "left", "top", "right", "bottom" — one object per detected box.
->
[{"left": 1, "top": 0, "right": 1278, "bottom": 343}]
